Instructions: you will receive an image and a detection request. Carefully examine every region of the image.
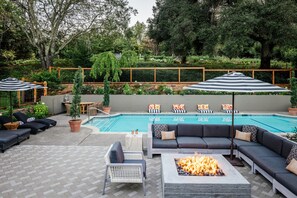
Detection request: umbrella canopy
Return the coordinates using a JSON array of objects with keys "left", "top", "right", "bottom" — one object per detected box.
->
[
  {"left": 0, "top": 77, "right": 43, "bottom": 121},
  {"left": 184, "top": 72, "right": 290, "bottom": 161}
]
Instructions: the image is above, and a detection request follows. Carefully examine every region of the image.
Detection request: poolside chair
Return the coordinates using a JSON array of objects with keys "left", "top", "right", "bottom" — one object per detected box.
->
[
  {"left": 197, "top": 104, "right": 213, "bottom": 113},
  {"left": 221, "top": 104, "right": 239, "bottom": 113},
  {"left": 103, "top": 141, "right": 146, "bottom": 195},
  {"left": 13, "top": 111, "right": 57, "bottom": 128},
  {"left": 0, "top": 128, "right": 30, "bottom": 143},
  {"left": 0, "top": 116, "right": 47, "bottom": 135},
  {"left": 172, "top": 104, "right": 187, "bottom": 113},
  {"left": 148, "top": 104, "right": 161, "bottom": 113},
  {"left": 88, "top": 101, "right": 103, "bottom": 116}
]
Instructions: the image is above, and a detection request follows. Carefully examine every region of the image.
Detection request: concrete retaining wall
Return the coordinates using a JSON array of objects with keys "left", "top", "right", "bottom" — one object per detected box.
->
[{"left": 42, "top": 94, "right": 290, "bottom": 115}]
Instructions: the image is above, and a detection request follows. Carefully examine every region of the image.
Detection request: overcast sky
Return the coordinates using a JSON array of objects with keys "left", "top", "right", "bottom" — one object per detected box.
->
[{"left": 128, "top": 0, "right": 156, "bottom": 27}]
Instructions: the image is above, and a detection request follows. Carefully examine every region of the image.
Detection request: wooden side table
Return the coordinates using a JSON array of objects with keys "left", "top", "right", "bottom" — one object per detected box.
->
[{"left": 125, "top": 134, "right": 143, "bottom": 151}]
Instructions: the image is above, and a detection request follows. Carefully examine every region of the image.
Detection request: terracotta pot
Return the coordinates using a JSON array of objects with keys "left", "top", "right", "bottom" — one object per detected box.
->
[
  {"left": 69, "top": 119, "right": 82, "bottom": 132},
  {"left": 288, "top": 107, "right": 297, "bottom": 116},
  {"left": 103, "top": 106, "right": 111, "bottom": 114},
  {"left": 4, "top": 122, "right": 20, "bottom": 130}
]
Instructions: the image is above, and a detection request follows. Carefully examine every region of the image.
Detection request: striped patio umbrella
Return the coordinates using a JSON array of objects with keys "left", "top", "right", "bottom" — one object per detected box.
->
[
  {"left": 184, "top": 72, "right": 290, "bottom": 162},
  {"left": 0, "top": 77, "right": 43, "bottom": 121}
]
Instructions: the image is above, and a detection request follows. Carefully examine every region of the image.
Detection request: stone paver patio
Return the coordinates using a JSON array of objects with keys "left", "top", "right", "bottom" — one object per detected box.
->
[{"left": 0, "top": 114, "right": 285, "bottom": 198}]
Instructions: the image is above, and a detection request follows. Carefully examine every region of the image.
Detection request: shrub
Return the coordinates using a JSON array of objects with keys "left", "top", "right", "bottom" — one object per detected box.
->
[
  {"left": 81, "top": 85, "right": 95, "bottom": 94},
  {"left": 30, "top": 71, "right": 63, "bottom": 94},
  {"left": 123, "top": 83, "right": 133, "bottom": 95},
  {"left": 33, "top": 102, "right": 49, "bottom": 118}
]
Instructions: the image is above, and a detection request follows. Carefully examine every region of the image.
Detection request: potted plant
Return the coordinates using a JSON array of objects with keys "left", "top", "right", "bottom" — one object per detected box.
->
[
  {"left": 288, "top": 71, "right": 297, "bottom": 115},
  {"left": 90, "top": 51, "right": 122, "bottom": 114},
  {"left": 69, "top": 67, "right": 83, "bottom": 132}
]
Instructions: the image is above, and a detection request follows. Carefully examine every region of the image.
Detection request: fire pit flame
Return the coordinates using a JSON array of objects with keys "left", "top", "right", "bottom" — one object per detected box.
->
[{"left": 176, "top": 154, "right": 224, "bottom": 176}]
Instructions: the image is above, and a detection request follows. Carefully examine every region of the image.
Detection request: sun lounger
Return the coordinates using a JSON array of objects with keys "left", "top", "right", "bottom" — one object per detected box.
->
[
  {"left": 221, "top": 104, "right": 239, "bottom": 113},
  {"left": 197, "top": 104, "right": 213, "bottom": 113},
  {"left": 13, "top": 111, "right": 57, "bottom": 128},
  {"left": 172, "top": 104, "right": 187, "bottom": 113},
  {"left": 0, "top": 116, "right": 47, "bottom": 135},
  {"left": 148, "top": 104, "right": 161, "bottom": 113}
]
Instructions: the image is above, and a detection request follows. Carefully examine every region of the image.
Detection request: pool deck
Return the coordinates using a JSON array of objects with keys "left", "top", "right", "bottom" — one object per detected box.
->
[{"left": 0, "top": 112, "right": 291, "bottom": 198}]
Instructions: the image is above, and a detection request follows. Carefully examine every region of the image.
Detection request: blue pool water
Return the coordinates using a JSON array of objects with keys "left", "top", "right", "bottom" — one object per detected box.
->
[{"left": 83, "top": 114, "right": 297, "bottom": 133}]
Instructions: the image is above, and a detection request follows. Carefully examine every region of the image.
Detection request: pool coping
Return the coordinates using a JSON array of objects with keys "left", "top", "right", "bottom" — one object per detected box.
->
[{"left": 81, "top": 112, "right": 296, "bottom": 135}]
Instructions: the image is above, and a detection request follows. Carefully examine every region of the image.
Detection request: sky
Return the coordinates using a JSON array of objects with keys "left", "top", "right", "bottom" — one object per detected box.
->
[{"left": 128, "top": 0, "right": 156, "bottom": 27}]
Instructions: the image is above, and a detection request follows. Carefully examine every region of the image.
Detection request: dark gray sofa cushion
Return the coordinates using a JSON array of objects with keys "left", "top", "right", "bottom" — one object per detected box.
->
[
  {"left": 124, "top": 159, "right": 146, "bottom": 177},
  {"left": 275, "top": 173, "right": 297, "bottom": 195},
  {"left": 168, "top": 124, "right": 178, "bottom": 136},
  {"left": 233, "top": 139, "right": 260, "bottom": 148},
  {"left": 177, "top": 124, "right": 203, "bottom": 137},
  {"left": 153, "top": 138, "right": 178, "bottom": 148},
  {"left": 203, "top": 125, "right": 230, "bottom": 137},
  {"left": 203, "top": 137, "right": 232, "bottom": 149},
  {"left": 253, "top": 156, "right": 288, "bottom": 177},
  {"left": 239, "top": 145, "right": 279, "bottom": 161},
  {"left": 256, "top": 127, "right": 266, "bottom": 144},
  {"left": 262, "top": 132, "right": 283, "bottom": 155},
  {"left": 176, "top": 137, "right": 207, "bottom": 148},
  {"left": 281, "top": 139, "right": 295, "bottom": 159},
  {"left": 109, "top": 142, "right": 124, "bottom": 163}
]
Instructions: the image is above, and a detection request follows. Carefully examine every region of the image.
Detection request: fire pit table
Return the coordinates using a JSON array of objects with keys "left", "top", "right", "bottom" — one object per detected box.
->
[{"left": 161, "top": 153, "right": 251, "bottom": 198}]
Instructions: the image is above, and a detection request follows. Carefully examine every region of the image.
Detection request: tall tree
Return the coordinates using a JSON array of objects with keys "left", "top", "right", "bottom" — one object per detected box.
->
[
  {"left": 10, "top": 0, "right": 135, "bottom": 68},
  {"left": 218, "top": 0, "right": 297, "bottom": 69}
]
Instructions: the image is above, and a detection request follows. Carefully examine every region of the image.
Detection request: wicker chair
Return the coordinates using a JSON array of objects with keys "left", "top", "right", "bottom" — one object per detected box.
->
[
  {"left": 103, "top": 142, "right": 146, "bottom": 195},
  {"left": 88, "top": 101, "right": 103, "bottom": 116}
]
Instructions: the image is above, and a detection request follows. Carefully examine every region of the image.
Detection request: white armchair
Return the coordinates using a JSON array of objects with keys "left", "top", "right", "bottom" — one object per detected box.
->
[{"left": 102, "top": 142, "right": 146, "bottom": 196}]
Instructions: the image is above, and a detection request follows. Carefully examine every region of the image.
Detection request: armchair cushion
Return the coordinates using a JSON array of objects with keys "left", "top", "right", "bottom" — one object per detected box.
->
[
  {"left": 109, "top": 142, "right": 124, "bottom": 163},
  {"left": 124, "top": 159, "right": 146, "bottom": 177}
]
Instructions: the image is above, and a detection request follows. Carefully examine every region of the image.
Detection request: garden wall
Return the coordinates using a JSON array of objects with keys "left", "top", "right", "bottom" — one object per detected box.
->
[{"left": 42, "top": 95, "right": 291, "bottom": 115}]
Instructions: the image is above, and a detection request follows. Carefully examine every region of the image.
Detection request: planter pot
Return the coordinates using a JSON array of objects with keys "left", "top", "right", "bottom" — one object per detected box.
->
[
  {"left": 103, "top": 106, "right": 111, "bottom": 114},
  {"left": 288, "top": 107, "right": 297, "bottom": 116},
  {"left": 69, "top": 119, "right": 82, "bottom": 132},
  {"left": 4, "top": 122, "right": 20, "bottom": 130}
]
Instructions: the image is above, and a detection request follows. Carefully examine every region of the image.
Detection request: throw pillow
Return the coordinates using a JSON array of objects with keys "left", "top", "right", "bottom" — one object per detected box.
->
[
  {"left": 161, "top": 130, "right": 176, "bottom": 140},
  {"left": 179, "top": 104, "right": 185, "bottom": 110},
  {"left": 235, "top": 130, "right": 251, "bottom": 142},
  {"left": 242, "top": 125, "right": 258, "bottom": 142},
  {"left": 197, "top": 104, "right": 203, "bottom": 110},
  {"left": 109, "top": 141, "right": 124, "bottom": 163},
  {"left": 27, "top": 117, "right": 35, "bottom": 122},
  {"left": 286, "top": 145, "right": 297, "bottom": 164},
  {"left": 155, "top": 104, "right": 161, "bottom": 110},
  {"left": 172, "top": 104, "right": 179, "bottom": 110},
  {"left": 153, "top": 124, "right": 168, "bottom": 139},
  {"left": 286, "top": 158, "right": 297, "bottom": 175},
  {"left": 203, "top": 104, "right": 209, "bottom": 110},
  {"left": 148, "top": 104, "right": 154, "bottom": 110}
]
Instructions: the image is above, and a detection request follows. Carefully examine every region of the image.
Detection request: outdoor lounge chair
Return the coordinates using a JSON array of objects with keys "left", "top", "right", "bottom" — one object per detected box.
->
[
  {"left": 13, "top": 111, "right": 57, "bottom": 128},
  {"left": 103, "top": 141, "right": 146, "bottom": 196},
  {"left": 0, "top": 132, "right": 18, "bottom": 153},
  {"left": 148, "top": 104, "right": 161, "bottom": 113},
  {"left": 172, "top": 104, "right": 187, "bottom": 113},
  {"left": 221, "top": 104, "right": 239, "bottom": 113},
  {"left": 197, "top": 104, "right": 213, "bottom": 113},
  {"left": 0, "top": 116, "right": 47, "bottom": 134},
  {"left": 0, "top": 128, "right": 30, "bottom": 143}
]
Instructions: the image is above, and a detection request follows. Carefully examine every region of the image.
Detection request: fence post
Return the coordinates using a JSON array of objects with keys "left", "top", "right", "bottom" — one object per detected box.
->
[
  {"left": 33, "top": 81, "right": 37, "bottom": 103},
  {"left": 17, "top": 91, "right": 21, "bottom": 107},
  {"left": 82, "top": 68, "right": 85, "bottom": 81},
  {"left": 272, "top": 71, "right": 275, "bottom": 84},
  {"left": 49, "top": 66, "right": 52, "bottom": 73},
  {"left": 252, "top": 70, "right": 255, "bottom": 79},
  {"left": 130, "top": 68, "right": 133, "bottom": 83},
  {"left": 178, "top": 68, "right": 181, "bottom": 83},
  {"left": 43, "top": 81, "right": 47, "bottom": 96},
  {"left": 202, "top": 67, "right": 205, "bottom": 81},
  {"left": 154, "top": 68, "right": 156, "bottom": 83},
  {"left": 58, "top": 67, "right": 61, "bottom": 79}
]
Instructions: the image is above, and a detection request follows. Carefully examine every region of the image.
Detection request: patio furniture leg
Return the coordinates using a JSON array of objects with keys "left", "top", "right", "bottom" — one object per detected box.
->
[
  {"left": 102, "top": 166, "right": 108, "bottom": 195},
  {"left": 142, "top": 178, "right": 146, "bottom": 196}
]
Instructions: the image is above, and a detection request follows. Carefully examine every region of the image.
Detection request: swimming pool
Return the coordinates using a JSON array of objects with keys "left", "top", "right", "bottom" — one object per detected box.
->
[{"left": 83, "top": 114, "right": 297, "bottom": 133}]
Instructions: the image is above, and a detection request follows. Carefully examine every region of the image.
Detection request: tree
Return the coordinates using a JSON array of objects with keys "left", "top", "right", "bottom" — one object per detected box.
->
[
  {"left": 218, "top": 0, "right": 297, "bottom": 69},
  {"left": 11, "top": 0, "right": 135, "bottom": 68}
]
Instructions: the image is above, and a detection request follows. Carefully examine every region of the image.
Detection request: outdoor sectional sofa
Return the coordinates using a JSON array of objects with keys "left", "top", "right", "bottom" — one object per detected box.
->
[
  {"left": 0, "top": 128, "right": 31, "bottom": 152},
  {"left": 147, "top": 123, "right": 297, "bottom": 198}
]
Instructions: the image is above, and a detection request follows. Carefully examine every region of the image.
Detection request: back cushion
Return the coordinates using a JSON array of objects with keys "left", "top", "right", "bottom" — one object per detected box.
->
[
  {"left": 256, "top": 127, "right": 265, "bottom": 144},
  {"left": 109, "top": 142, "right": 124, "bottom": 163},
  {"left": 153, "top": 124, "right": 168, "bottom": 139},
  {"left": 262, "top": 132, "right": 283, "bottom": 155},
  {"left": 282, "top": 139, "right": 295, "bottom": 158},
  {"left": 203, "top": 125, "right": 230, "bottom": 137},
  {"left": 168, "top": 124, "right": 178, "bottom": 137},
  {"left": 0, "top": 116, "right": 12, "bottom": 125},
  {"left": 177, "top": 124, "right": 203, "bottom": 137}
]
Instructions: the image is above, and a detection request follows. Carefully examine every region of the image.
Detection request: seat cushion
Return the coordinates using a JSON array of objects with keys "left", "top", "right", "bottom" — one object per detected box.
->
[
  {"left": 233, "top": 139, "right": 260, "bottom": 148},
  {"left": 238, "top": 145, "right": 279, "bottom": 161},
  {"left": 153, "top": 138, "right": 177, "bottom": 148},
  {"left": 262, "top": 132, "right": 283, "bottom": 155},
  {"left": 0, "top": 132, "right": 18, "bottom": 142},
  {"left": 176, "top": 137, "right": 207, "bottom": 148},
  {"left": 253, "top": 156, "right": 288, "bottom": 177},
  {"left": 109, "top": 142, "right": 124, "bottom": 163},
  {"left": 275, "top": 173, "right": 297, "bottom": 195},
  {"left": 177, "top": 124, "right": 203, "bottom": 137},
  {"left": 203, "top": 137, "right": 232, "bottom": 149},
  {"left": 2, "top": 129, "right": 31, "bottom": 142},
  {"left": 203, "top": 125, "right": 230, "bottom": 137},
  {"left": 124, "top": 159, "right": 146, "bottom": 177}
]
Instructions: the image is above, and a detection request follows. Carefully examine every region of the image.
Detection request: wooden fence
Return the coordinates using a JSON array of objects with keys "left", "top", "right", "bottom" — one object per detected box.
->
[{"left": 49, "top": 66, "right": 295, "bottom": 87}]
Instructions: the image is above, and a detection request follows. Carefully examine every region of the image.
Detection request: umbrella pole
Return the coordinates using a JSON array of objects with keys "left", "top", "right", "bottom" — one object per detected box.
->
[
  {"left": 10, "top": 92, "right": 13, "bottom": 122},
  {"left": 231, "top": 92, "right": 235, "bottom": 160}
]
